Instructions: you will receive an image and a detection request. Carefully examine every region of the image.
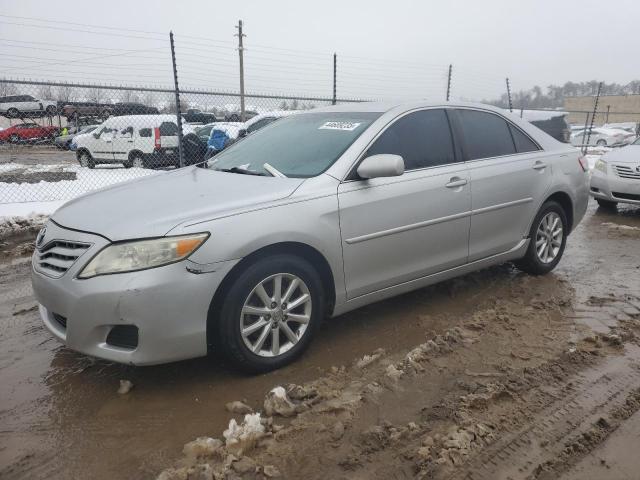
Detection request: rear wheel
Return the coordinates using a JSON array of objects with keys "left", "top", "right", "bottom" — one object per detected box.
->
[
  {"left": 45, "top": 105, "right": 57, "bottom": 116},
  {"left": 596, "top": 199, "right": 618, "bottom": 210},
  {"left": 6, "top": 108, "right": 18, "bottom": 118},
  {"left": 9, "top": 134, "right": 19, "bottom": 143},
  {"left": 78, "top": 150, "right": 95, "bottom": 169},
  {"left": 515, "top": 201, "right": 568, "bottom": 275},
  {"left": 124, "top": 152, "right": 144, "bottom": 169},
  {"left": 596, "top": 139, "right": 607, "bottom": 147},
  {"left": 213, "top": 254, "right": 324, "bottom": 373}
]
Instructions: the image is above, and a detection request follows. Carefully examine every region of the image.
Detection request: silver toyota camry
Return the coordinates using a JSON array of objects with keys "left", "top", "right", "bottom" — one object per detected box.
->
[
  {"left": 32, "top": 101, "right": 589, "bottom": 372},
  {"left": 590, "top": 137, "right": 640, "bottom": 209}
]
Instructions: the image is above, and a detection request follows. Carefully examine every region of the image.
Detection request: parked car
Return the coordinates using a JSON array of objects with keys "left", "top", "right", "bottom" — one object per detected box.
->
[
  {"left": 194, "top": 123, "right": 217, "bottom": 143},
  {"left": 182, "top": 109, "right": 220, "bottom": 124},
  {"left": 62, "top": 102, "right": 159, "bottom": 121},
  {"left": 32, "top": 101, "right": 588, "bottom": 372},
  {"left": 205, "top": 123, "right": 242, "bottom": 159},
  {"left": 517, "top": 110, "right": 571, "bottom": 143},
  {"left": 54, "top": 124, "right": 100, "bottom": 150},
  {"left": 0, "top": 95, "right": 58, "bottom": 118},
  {"left": 222, "top": 104, "right": 259, "bottom": 122},
  {"left": 570, "top": 127, "right": 635, "bottom": 147},
  {"left": 238, "top": 110, "right": 300, "bottom": 138},
  {"left": 74, "top": 115, "right": 194, "bottom": 169},
  {"left": 0, "top": 122, "right": 59, "bottom": 143},
  {"left": 590, "top": 137, "right": 640, "bottom": 209}
]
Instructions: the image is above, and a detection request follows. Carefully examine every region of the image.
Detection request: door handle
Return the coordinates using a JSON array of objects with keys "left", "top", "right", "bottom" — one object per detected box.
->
[
  {"left": 533, "top": 161, "right": 547, "bottom": 170},
  {"left": 127, "top": 140, "right": 134, "bottom": 143},
  {"left": 445, "top": 177, "right": 468, "bottom": 188}
]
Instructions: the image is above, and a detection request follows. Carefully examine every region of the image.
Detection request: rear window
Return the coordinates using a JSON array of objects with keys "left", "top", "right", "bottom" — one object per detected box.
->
[
  {"left": 457, "top": 109, "right": 516, "bottom": 160},
  {"left": 159, "top": 122, "right": 179, "bottom": 136}
]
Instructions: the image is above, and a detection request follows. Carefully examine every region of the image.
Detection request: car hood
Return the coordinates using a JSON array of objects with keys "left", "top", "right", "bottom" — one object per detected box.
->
[
  {"left": 52, "top": 167, "right": 305, "bottom": 241},
  {"left": 602, "top": 145, "right": 640, "bottom": 164}
]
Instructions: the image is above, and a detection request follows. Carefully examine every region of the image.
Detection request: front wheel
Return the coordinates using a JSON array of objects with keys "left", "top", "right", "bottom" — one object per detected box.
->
[
  {"left": 78, "top": 151, "right": 95, "bottom": 169},
  {"left": 213, "top": 254, "right": 325, "bottom": 373},
  {"left": 6, "top": 108, "right": 19, "bottom": 118},
  {"left": 45, "top": 105, "right": 57, "bottom": 116},
  {"left": 596, "top": 199, "right": 617, "bottom": 210},
  {"left": 515, "top": 201, "right": 568, "bottom": 275},
  {"left": 596, "top": 139, "right": 607, "bottom": 147}
]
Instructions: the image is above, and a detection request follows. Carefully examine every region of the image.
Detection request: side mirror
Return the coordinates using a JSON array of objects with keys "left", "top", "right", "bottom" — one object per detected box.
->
[
  {"left": 356, "top": 154, "right": 404, "bottom": 179},
  {"left": 93, "top": 132, "right": 100, "bottom": 139},
  {"left": 238, "top": 128, "right": 247, "bottom": 138}
]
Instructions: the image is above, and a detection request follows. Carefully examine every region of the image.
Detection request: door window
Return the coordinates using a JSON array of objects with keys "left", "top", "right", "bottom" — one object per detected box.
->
[
  {"left": 457, "top": 109, "right": 516, "bottom": 160},
  {"left": 364, "top": 109, "right": 456, "bottom": 171},
  {"left": 509, "top": 124, "right": 539, "bottom": 153}
]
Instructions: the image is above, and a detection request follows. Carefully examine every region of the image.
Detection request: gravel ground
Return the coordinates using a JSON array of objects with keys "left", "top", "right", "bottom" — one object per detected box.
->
[{"left": 0, "top": 200, "right": 639, "bottom": 480}]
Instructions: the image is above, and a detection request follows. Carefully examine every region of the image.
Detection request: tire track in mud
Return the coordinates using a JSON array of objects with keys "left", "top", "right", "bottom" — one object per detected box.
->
[{"left": 449, "top": 346, "right": 640, "bottom": 480}]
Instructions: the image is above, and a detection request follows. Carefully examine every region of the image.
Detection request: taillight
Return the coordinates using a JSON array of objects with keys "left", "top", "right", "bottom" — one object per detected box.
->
[
  {"left": 578, "top": 156, "right": 588, "bottom": 172},
  {"left": 154, "top": 127, "right": 161, "bottom": 149}
]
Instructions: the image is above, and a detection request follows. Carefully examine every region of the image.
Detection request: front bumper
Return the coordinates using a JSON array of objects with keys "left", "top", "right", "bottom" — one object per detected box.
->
[
  {"left": 590, "top": 165, "right": 640, "bottom": 205},
  {"left": 31, "top": 221, "right": 238, "bottom": 365}
]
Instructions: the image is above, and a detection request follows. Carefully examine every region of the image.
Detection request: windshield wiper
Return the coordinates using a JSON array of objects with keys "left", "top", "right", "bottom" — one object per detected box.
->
[
  {"left": 263, "top": 163, "right": 287, "bottom": 178},
  {"left": 215, "top": 166, "right": 266, "bottom": 176}
]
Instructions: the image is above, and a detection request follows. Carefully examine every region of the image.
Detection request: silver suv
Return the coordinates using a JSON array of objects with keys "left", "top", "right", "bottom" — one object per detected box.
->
[{"left": 31, "top": 102, "right": 589, "bottom": 372}]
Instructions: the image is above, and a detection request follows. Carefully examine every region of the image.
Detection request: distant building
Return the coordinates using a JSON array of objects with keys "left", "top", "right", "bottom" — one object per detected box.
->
[{"left": 564, "top": 95, "right": 640, "bottom": 125}]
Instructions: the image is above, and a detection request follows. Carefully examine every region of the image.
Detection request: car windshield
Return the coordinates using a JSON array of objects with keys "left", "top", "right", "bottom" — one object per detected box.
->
[{"left": 207, "top": 112, "right": 381, "bottom": 177}]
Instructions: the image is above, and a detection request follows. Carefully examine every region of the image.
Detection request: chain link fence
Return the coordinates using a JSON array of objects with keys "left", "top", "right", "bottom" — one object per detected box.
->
[{"left": 0, "top": 79, "right": 363, "bottom": 204}]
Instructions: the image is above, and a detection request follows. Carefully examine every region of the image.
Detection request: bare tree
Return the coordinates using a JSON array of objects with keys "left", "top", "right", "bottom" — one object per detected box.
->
[
  {"left": 0, "top": 82, "right": 18, "bottom": 97},
  {"left": 86, "top": 87, "right": 105, "bottom": 104},
  {"left": 121, "top": 89, "right": 141, "bottom": 104},
  {"left": 56, "top": 84, "right": 76, "bottom": 103},
  {"left": 38, "top": 84, "right": 54, "bottom": 99}
]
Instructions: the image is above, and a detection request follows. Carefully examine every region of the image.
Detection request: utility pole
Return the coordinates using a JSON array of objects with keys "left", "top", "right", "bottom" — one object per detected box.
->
[
  {"left": 446, "top": 64, "right": 452, "bottom": 101},
  {"left": 169, "top": 31, "right": 184, "bottom": 168},
  {"left": 506, "top": 77, "right": 513, "bottom": 112},
  {"left": 235, "top": 20, "right": 246, "bottom": 121},
  {"left": 332, "top": 53, "right": 337, "bottom": 105}
]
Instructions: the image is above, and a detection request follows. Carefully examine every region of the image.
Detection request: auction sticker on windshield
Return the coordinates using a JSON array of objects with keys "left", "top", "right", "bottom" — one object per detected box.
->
[{"left": 319, "top": 121, "right": 362, "bottom": 131}]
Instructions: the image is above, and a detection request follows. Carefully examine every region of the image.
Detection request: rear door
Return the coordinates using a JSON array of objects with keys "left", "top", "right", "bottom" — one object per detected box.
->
[
  {"left": 338, "top": 108, "right": 471, "bottom": 299},
  {"left": 452, "top": 108, "right": 551, "bottom": 261}
]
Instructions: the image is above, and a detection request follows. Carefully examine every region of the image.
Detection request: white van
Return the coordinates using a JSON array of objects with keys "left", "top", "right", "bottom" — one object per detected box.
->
[{"left": 74, "top": 115, "right": 194, "bottom": 169}]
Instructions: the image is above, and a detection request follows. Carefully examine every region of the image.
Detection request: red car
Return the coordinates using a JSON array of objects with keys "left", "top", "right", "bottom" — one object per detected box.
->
[{"left": 0, "top": 123, "right": 59, "bottom": 143}]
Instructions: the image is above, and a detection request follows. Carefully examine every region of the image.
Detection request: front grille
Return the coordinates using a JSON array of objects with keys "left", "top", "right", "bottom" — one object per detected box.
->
[
  {"left": 613, "top": 165, "right": 640, "bottom": 180},
  {"left": 106, "top": 325, "right": 139, "bottom": 350},
  {"left": 36, "top": 240, "right": 91, "bottom": 278},
  {"left": 52, "top": 313, "right": 67, "bottom": 330},
  {"left": 612, "top": 192, "right": 640, "bottom": 202}
]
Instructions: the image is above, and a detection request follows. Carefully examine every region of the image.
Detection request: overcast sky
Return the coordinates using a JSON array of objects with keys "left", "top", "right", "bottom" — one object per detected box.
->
[{"left": 1, "top": 0, "right": 638, "bottom": 101}]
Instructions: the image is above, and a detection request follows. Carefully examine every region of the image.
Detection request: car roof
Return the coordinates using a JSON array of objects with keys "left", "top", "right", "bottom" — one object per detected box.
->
[{"left": 310, "top": 100, "right": 517, "bottom": 115}]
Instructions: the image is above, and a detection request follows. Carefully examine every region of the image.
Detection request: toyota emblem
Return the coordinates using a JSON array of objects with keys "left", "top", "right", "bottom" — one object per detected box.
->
[{"left": 36, "top": 227, "right": 46, "bottom": 248}]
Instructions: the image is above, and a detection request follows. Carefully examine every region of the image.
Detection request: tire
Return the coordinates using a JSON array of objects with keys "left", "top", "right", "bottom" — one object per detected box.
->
[
  {"left": 213, "top": 254, "right": 325, "bottom": 373},
  {"left": 6, "top": 108, "right": 19, "bottom": 118},
  {"left": 596, "top": 139, "right": 607, "bottom": 147},
  {"left": 128, "top": 153, "right": 145, "bottom": 169},
  {"left": 596, "top": 199, "right": 617, "bottom": 210},
  {"left": 45, "top": 105, "right": 57, "bottom": 116},
  {"left": 9, "top": 134, "right": 20, "bottom": 144},
  {"left": 78, "top": 150, "right": 95, "bottom": 169},
  {"left": 228, "top": 113, "right": 240, "bottom": 122},
  {"left": 515, "top": 200, "right": 568, "bottom": 275}
]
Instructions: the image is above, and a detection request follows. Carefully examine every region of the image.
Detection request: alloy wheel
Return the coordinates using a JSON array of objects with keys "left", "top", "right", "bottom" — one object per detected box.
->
[
  {"left": 535, "top": 212, "right": 563, "bottom": 264},
  {"left": 240, "top": 273, "right": 312, "bottom": 357}
]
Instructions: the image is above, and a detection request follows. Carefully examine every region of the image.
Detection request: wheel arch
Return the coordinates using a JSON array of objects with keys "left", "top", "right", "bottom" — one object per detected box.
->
[
  {"left": 543, "top": 190, "right": 574, "bottom": 232},
  {"left": 206, "top": 241, "right": 336, "bottom": 349},
  {"left": 128, "top": 149, "right": 144, "bottom": 161}
]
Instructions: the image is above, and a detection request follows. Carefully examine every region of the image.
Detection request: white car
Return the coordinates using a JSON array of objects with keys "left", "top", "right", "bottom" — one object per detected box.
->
[
  {"left": 0, "top": 94, "right": 58, "bottom": 118},
  {"left": 590, "top": 137, "right": 640, "bottom": 208},
  {"left": 570, "top": 127, "right": 635, "bottom": 147},
  {"left": 74, "top": 115, "right": 194, "bottom": 169}
]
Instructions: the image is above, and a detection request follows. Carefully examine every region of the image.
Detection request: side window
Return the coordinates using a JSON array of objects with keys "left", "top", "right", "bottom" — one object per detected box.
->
[
  {"left": 159, "top": 122, "right": 178, "bottom": 136},
  {"left": 139, "top": 128, "right": 152, "bottom": 138},
  {"left": 509, "top": 124, "right": 539, "bottom": 153},
  {"left": 457, "top": 109, "right": 516, "bottom": 160},
  {"left": 364, "top": 109, "right": 456, "bottom": 170}
]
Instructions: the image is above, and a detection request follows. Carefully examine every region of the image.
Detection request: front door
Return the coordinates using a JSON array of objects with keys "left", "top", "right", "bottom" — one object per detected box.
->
[{"left": 338, "top": 108, "right": 471, "bottom": 299}]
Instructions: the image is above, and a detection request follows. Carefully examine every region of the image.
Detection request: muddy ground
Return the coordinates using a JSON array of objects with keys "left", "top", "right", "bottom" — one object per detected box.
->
[{"left": 1, "top": 200, "right": 639, "bottom": 480}]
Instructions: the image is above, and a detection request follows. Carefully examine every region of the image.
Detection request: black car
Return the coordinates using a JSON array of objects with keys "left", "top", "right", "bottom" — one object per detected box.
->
[{"left": 112, "top": 103, "right": 159, "bottom": 116}]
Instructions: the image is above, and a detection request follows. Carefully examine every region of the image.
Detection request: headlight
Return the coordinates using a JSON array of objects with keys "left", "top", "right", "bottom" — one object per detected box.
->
[
  {"left": 78, "top": 233, "right": 209, "bottom": 279},
  {"left": 594, "top": 158, "right": 607, "bottom": 173}
]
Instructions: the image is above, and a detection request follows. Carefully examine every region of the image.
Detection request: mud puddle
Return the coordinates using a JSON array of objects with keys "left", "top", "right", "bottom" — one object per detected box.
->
[{"left": 1, "top": 200, "right": 640, "bottom": 480}]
